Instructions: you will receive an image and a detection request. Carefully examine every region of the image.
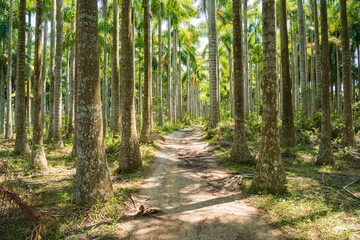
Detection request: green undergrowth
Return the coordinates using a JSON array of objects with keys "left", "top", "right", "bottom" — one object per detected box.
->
[
  {"left": 206, "top": 113, "right": 360, "bottom": 240},
  {"left": 0, "top": 131, "right": 160, "bottom": 239}
]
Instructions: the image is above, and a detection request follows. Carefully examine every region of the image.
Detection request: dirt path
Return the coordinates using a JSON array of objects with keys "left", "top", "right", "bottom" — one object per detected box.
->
[{"left": 118, "top": 126, "right": 281, "bottom": 240}]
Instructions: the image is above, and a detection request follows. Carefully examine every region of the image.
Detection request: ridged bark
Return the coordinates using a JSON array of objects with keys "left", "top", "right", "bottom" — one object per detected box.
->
[
  {"left": 208, "top": 0, "right": 220, "bottom": 128},
  {"left": 30, "top": 0, "right": 47, "bottom": 170},
  {"left": 14, "top": 0, "right": 30, "bottom": 154},
  {"left": 74, "top": 0, "right": 113, "bottom": 205},
  {"left": 53, "top": 0, "right": 64, "bottom": 148},
  {"left": 140, "top": 0, "right": 152, "bottom": 143},
  {"left": 316, "top": 0, "right": 334, "bottom": 165},
  {"left": 111, "top": 0, "right": 121, "bottom": 134},
  {"left": 158, "top": 17, "right": 163, "bottom": 126},
  {"left": 5, "top": 0, "right": 14, "bottom": 140},
  {"left": 118, "top": 0, "right": 142, "bottom": 172},
  {"left": 253, "top": 0, "right": 286, "bottom": 194},
  {"left": 313, "top": 0, "right": 322, "bottom": 111},
  {"left": 279, "top": 0, "right": 296, "bottom": 147},
  {"left": 48, "top": 0, "right": 56, "bottom": 140},
  {"left": 230, "top": 0, "right": 250, "bottom": 163},
  {"left": 340, "top": 0, "right": 355, "bottom": 146}
]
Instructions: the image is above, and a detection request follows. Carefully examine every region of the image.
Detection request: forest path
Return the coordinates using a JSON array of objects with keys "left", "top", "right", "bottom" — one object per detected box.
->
[{"left": 118, "top": 126, "right": 281, "bottom": 240}]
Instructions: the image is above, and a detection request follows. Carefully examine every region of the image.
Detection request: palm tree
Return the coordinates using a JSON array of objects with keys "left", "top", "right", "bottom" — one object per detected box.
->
[
  {"left": 48, "top": 0, "right": 56, "bottom": 140},
  {"left": 14, "top": 0, "right": 30, "bottom": 154},
  {"left": 312, "top": 0, "right": 322, "bottom": 111},
  {"left": 74, "top": 0, "right": 113, "bottom": 205},
  {"left": 297, "top": 0, "right": 307, "bottom": 113},
  {"left": 253, "top": 0, "right": 286, "bottom": 194},
  {"left": 112, "top": 0, "right": 121, "bottom": 134},
  {"left": 157, "top": 16, "right": 163, "bottom": 126},
  {"left": 340, "top": 0, "right": 355, "bottom": 146},
  {"left": 26, "top": 12, "right": 32, "bottom": 128},
  {"left": 279, "top": 0, "right": 296, "bottom": 147},
  {"left": 231, "top": 0, "right": 250, "bottom": 163},
  {"left": 118, "top": 0, "right": 142, "bottom": 172},
  {"left": 5, "top": 0, "right": 14, "bottom": 140},
  {"left": 140, "top": 0, "right": 152, "bottom": 143},
  {"left": 53, "top": 0, "right": 64, "bottom": 148},
  {"left": 41, "top": 14, "right": 48, "bottom": 129},
  {"left": 68, "top": 1, "right": 75, "bottom": 137},
  {"left": 244, "top": 0, "right": 249, "bottom": 117},
  {"left": 208, "top": 0, "right": 220, "bottom": 128},
  {"left": 30, "top": 0, "right": 47, "bottom": 170},
  {"left": 316, "top": 0, "right": 334, "bottom": 165},
  {"left": 101, "top": 0, "right": 108, "bottom": 138},
  {"left": 167, "top": 16, "right": 171, "bottom": 120}
]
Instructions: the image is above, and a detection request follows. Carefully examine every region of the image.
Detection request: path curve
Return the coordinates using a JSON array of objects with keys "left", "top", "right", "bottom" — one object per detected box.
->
[{"left": 119, "top": 126, "right": 281, "bottom": 240}]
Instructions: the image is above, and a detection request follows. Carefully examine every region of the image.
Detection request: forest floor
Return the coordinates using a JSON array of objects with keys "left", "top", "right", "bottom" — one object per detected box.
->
[{"left": 1, "top": 122, "right": 360, "bottom": 239}]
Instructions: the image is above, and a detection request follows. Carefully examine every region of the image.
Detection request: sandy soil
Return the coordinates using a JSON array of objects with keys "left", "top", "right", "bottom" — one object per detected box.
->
[{"left": 117, "top": 126, "right": 282, "bottom": 240}]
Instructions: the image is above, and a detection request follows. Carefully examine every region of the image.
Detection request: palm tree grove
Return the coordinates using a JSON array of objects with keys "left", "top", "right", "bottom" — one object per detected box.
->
[{"left": 1, "top": 0, "right": 360, "bottom": 239}]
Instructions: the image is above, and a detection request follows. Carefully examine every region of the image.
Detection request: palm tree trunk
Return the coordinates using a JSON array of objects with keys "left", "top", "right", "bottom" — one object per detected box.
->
[
  {"left": 68, "top": 4, "right": 75, "bottom": 137},
  {"left": 229, "top": 51, "right": 234, "bottom": 118},
  {"left": 48, "top": 0, "right": 56, "bottom": 140},
  {"left": 310, "top": 30, "right": 315, "bottom": 116},
  {"left": 244, "top": 0, "right": 249, "bottom": 117},
  {"left": 336, "top": 45, "right": 341, "bottom": 115},
  {"left": 5, "top": 0, "right": 14, "bottom": 139},
  {"left": 298, "top": 0, "right": 307, "bottom": 113},
  {"left": 255, "top": 62, "right": 259, "bottom": 111},
  {"left": 157, "top": 17, "right": 163, "bottom": 126},
  {"left": 41, "top": 18, "right": 48, "bottom": 131},
  {"left": 53, "top": 0, "right": 64, "bottom": 148},
  {"left": 178, "top": 37, "right": 182, "bottom": 116},
  {"left": 74, "top": 0, "right": 113, "bottom": 205},
  {"left": 167, "top": 16, "right": 171, "bottom": 120},
  {"left": 279, "top": 0, "right": 296, "bottom": 147},
  {"left": 30, "top": 0, "right": 47, "bottom": 170},
  {"left": 208, "top": 0, "right": 220, "bottom": 128},
  {"left": 102, "top": 0, "right": 108, "bottom": 138},
  {"left": 172, "top": 30, "right": 177, "bottom": 122},
  {"left": 118, "top": 0, "right": 142, "bottom": 172},
  {"left": 0, "top": 67, "right": 4, "bottom": 134},
  {"left": 316, "top": 0, "right": 334, "bottom": 165},
  {"left": 112, "top": 0, "right": 121, "bottom": 134},
  {"left": 14, "top": 0, "right": 30, "bottom": 154},
  {"left": 294, "top": 30, "right": 299, "bottom": 112},
  {"left": 140, "top": 0, "right": 152, "bottom": 143},
  {"left": 139, "top": 70, "right": 142, "bottom": 124},
  {"left": 249, "top": 60, "right": 254, "bottom": 113},
  {"left": 340, "top": 0, "right": 355, "bottom": 146},
  {"left": 253, "top": 0, "right": 286, "bottom": 194},
  {"left": 27, "top": 12, "right": 32, "bottom": 128},
  {"left": 187, "top": 55, "right": 190, "bottom": 112},
  {"left": 230, "top": 0, "right": 250, "bottom": 163},
  {"left": 313, "top": 0, "right": 322, "bottom": 111}
]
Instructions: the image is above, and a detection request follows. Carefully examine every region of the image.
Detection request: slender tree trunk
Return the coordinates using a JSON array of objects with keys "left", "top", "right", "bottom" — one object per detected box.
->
[
  {"left": 298, "top": 0, "right": 307, "bottom": 113},
  {"left": 139, "top": 70, "right": 142, "bottom": 124},
  {"left": 208, "top": 0, "right": 220, "bottom": 128},
  {"left": 74, "top": 0, "right": 113, "bottom": 205},
  {"left": 244, "top": 0, "right": 249, "bottom": 117},
  {"left": 41, "top": 18, "right": 48, "bottom": 131},
  {"left": 249, "top": 60, "right": 254, "bottom": 113},
  {"left": 172, "top": 30, "right": 177, "bottom": 122},
  {"left": 290, "top": 15, "right": 295, "bottom": 115},
  {"left": 255, "top": 62, "right": 259, "bottom": 111},
  {"left": 48, "top": 0, "right": 56, "bottom": 140},
  {"left": 30, "top": 0, "right": 47, "bottom": 170},
  {"left": 280, "top": 0, "right": 296, "bottom": 147},
  {"left": 316, "top": 0, "right": 334, "bottom": 165},
  {"left": 111, "top": 0, "right": 121, "bottom": 134},
  {"left": 14, "top": 0, "right": 30, "bottom": 154},
  {"left": 253, "top": 0, "right": 286, "bottom": 194},
  {"left": 68, "top": 4, "right": 75, "bottom": 137},
  {"left": 340, "top": 0, "right": 355, "bottom": 146},
  {"left": 313, "top": 0, "right": 322, "bottom": 111},
  {"left": 294, "top": 30, "right": 299, "bottom": 112},
  {"left": 26, "top": 12, "right": 32, "bottom": 128},
  {"left": 336, "top": 45, "right": 341, "bottom": 115},
  {"left": 157, "top": 17, "right": 163, "bottom": 126},
  {"left": 187, "top": 55, "right": 190, "bottom": 113},
  {"left": 118, "top": 0, "right": 142, "bottom": 172},
  {"left": 0, "top": 67, "right": 4, "bottom": 134},
  {"left": 5, "top": 0, "right": 14, "bottom": 140},
  {"left": 231, "top": 0, "right": 250, "bottom": 163},
  {"left": 167, "top": 16, "right": 171, "bottom": 120},
  {"left": 140, "top": 0, "right": 152, "bottom": 143},
  {"left": 102, "top": 0, "right": 108, "bottom": 138},
  {"left": 229, "top": 51, "right": 234, "bottom": 118},
  {"left": 53, "top": 0, "right": 64, "bottom": 148},
  {"left": 178, "top": 37, "right": 182, "bottom": 116}
]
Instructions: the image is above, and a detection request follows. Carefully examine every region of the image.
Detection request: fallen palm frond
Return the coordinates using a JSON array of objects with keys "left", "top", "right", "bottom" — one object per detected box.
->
[{"left": 0, "top": 184, "right": 46, "bottom": 239}]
